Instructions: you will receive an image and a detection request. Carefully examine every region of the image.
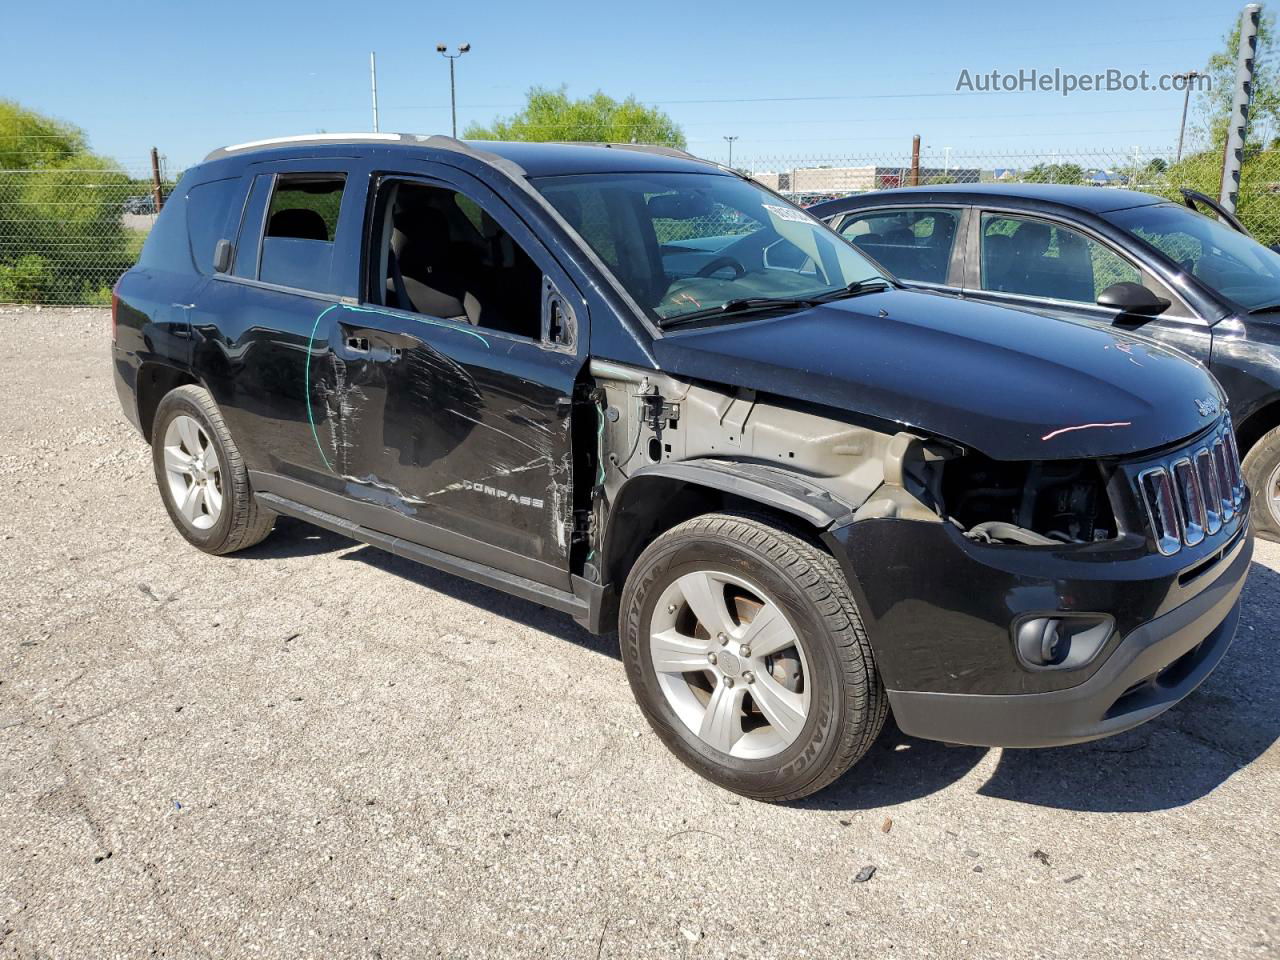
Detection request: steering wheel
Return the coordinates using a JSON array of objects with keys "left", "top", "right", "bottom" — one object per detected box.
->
[{"left": 695, "top": 255, "right": 747, "bottom": 279}]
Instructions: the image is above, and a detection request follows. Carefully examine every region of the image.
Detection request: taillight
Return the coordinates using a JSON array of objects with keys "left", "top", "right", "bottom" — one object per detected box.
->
[{"left": 110, "top": 284, "right": 120, "bottom": 342}]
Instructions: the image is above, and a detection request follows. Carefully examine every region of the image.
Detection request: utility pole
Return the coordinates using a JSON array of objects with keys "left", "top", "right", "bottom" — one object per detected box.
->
[
  {"left": 149, "top": 147, "right": 164, "bottom": 213},
  {"left": 910, "top": 134, "right": 921, "bottom": 187},
  {"left": 1175, "top": 69, "right": 1202, "bottom": 163},
  {"left": 723, "top": 135, "right": 738, "bottom": 167},
  {"left": 369, "top": 51, "right": 380, "bottom": 132},
  {"left": 1220, "top": 3, "right": 1262, "bottom": 213},
  {"left": 436, "top": 43, "right": 471, "bottom": 138}
]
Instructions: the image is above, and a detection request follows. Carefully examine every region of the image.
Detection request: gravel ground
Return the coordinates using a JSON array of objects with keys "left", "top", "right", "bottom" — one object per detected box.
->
[{"left": 1, "top": 307, "right": 1277, "bottom": 960}]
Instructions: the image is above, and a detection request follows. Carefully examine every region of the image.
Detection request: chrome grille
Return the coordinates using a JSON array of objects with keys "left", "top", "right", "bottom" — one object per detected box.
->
[{"left": 1138, "top": 418, "right": 1244, "bottom": 556}]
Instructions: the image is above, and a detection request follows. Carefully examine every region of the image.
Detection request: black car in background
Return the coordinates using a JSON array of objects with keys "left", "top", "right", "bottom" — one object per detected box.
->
[{"left": 809, "top": 184, "right": 1280, "bottom": 541}]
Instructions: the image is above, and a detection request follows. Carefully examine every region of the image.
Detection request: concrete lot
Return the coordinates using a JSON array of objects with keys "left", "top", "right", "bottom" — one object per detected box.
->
[{"left": 1, "top": 307, "right": 1277, "bottom": 960}]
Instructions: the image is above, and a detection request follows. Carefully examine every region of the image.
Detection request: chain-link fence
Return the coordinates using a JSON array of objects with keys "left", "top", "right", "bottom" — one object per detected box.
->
[
  {"left": 4, "top": 140, "right": 1280, "bottom": 304},
  {"left": 737, "top": 145, "right": 1280, "bottom": 248},
  {"left": 0, "top": 153, "right": 167, "bottom": 305}
]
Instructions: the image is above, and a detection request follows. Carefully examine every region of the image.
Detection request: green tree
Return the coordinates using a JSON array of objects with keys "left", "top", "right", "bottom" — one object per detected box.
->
[
  {"left": 1022, "top": 163, "right": 1085, "bottom": 185},
  {"left": 0, "top": 100, "right": 134, "bottom": 303},
  {"left": 464, "top": 86, "right": 686, "bottom": 148}
]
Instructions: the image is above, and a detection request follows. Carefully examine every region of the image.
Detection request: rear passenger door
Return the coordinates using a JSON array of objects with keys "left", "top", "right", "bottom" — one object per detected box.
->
[
  {"left": 830, "top": 206, "right": 965, "bottom": 289},
  {"left": 313, "top": 163, "right": 585, "bottom": 588},
  {"left": 195, "top": 158, "right": 362, "bottom": 484}
]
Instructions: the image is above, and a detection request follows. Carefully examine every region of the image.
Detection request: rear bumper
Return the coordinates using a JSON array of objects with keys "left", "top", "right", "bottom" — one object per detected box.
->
[
  {"left": 826, "top": 507, "right": 1252, "bottom": 749},
  {"left": 112, "top": 343, "right": 143, "bottom": 435}
]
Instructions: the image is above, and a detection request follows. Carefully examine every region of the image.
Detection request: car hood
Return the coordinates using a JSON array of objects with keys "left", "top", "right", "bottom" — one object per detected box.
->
[{"left": 652, "top": 289, "right": 1225, "bottom": 461}]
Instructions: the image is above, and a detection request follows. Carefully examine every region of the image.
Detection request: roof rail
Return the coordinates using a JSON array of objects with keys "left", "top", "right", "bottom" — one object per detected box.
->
[
  {"left": 203, "top": 132, "right": 415, "bottom": 162},
  {"left": 199, "top": 133, "right": 714, "bottom": 178},
  {"left": 200, "top": 132, "right": 533, "bottom": 178}
]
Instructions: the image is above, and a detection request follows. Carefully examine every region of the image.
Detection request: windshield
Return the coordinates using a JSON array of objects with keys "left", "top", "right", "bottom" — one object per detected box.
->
[
  {"left": 1106, "top": 201, "right": 1280, "bottom": 311},
  {"left": 532, "top": 171, "right": 887, "bottom": 324}
]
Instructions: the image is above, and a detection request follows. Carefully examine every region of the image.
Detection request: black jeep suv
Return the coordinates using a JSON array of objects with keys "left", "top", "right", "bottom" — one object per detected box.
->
[{"left": 112, "top": 135, "right": 1252, "bottom": 801}]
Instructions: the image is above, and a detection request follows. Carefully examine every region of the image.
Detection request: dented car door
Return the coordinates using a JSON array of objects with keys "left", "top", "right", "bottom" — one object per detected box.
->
[{"left": 313, "top": 165, "right": 585, "bottom": 587}]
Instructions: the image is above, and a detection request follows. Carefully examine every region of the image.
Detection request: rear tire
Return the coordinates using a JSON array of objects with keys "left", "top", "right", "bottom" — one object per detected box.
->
[
  {"left": 1242, "top": 425, "right": 1280, "bottom": 541},
  {"left": 619, "top": 512, "right": 886, "bottom": 802},
  {"left": 151, "top": 385, "right": 275, "bottom": 555}
]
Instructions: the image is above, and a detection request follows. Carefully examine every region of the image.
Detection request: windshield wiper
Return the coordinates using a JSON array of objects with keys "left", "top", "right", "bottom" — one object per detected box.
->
[
  {"left": 809, "top": 278, "right": 895, "bottom": 302},
  {"left": 657, "top": 279, "right": 895, "bottom": 329},
  {"left": 659, "top": 296, "right": 817, "bottom": 328}
]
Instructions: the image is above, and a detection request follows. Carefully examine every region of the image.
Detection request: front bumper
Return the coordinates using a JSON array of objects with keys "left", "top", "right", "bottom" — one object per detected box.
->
[{"left": 825, "top": 510, "right": 1252, "bottom": 748}]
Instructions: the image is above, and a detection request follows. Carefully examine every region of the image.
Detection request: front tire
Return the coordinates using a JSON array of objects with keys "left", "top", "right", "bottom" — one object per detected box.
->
[
  {"left": 619, "top": 513, "right": 886, "bottom": 802},
  {"left": 1242, "top": 424, "right": 1280, "bottom": 541},
  {"left": 151, "top": 385, "right": 275, "bottom": 555}
]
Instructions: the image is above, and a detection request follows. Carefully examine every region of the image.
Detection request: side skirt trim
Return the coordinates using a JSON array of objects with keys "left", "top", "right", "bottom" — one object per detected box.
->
[{"left": 255, "top": 491, "right": 594, "bottom": 626}]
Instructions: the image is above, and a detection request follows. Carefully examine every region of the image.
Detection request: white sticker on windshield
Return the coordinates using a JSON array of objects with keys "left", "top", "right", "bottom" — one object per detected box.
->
[{"left": 763, "top": 203, "right": 814, "bottom": 224}]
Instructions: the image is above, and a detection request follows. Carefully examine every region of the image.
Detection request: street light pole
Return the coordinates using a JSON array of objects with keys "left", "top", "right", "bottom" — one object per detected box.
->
[
  {"left": 369, "top": 51, "right": 380, "bottom": 132},
  {"left": 436, "top": 43, "right": 471, "bottom": 138},
  {"left": 723, "top": 135, "right": 738, "bottom": 167},
  {"left": 1175, "top": 69, "right": 1202, "bottom": 164}
]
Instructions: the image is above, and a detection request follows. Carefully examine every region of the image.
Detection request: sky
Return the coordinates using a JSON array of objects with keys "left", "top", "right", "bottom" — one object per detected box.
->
[{"left": 0, "top": 0, "right": 1255, "bottom": 174}]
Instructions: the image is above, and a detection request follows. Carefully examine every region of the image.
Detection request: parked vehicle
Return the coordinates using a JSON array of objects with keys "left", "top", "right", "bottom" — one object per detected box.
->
[
  {"left": 112, "top": 136, "right": 1252, "bottom": 801},
  {"left": 808, "top": 184, "right": 1280, "bottom": 541},
  {"left": 123, "top": 195, "right": 157, "bottom": 215}
]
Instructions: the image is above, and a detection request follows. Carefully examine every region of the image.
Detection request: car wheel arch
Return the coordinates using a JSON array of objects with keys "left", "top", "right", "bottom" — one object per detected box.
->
[
  {"left": 136, "top": 361, "right": 202, "bottom": 443},
  {"left": 1236, "top": 393, "right": 1280, "bottom": 458},
  {"left": 599, "top": 460, "right": 849, "bottom": 593}
]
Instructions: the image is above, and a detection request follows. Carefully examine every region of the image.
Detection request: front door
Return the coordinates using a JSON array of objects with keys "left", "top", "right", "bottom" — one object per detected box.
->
[
  {"left": 962, "top": 210, "right": 1213, "bottom": 363},
  {"left": 312, "top": 165, "right": 585, "bottom": 587}
]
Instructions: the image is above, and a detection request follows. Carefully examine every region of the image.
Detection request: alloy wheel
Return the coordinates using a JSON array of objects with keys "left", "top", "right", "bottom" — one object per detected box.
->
[
  {"left": 648, "top": 569, "right": 811, "bottom": 760},
  {"left": 1269, "top": 461, "right": 1280, "bottom": 530},
  {"left": 162, "top": 414, "right": 224, "bottom": 531}
]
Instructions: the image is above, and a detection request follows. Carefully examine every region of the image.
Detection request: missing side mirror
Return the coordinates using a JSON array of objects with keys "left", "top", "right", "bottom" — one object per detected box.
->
[{"left": 542, "top": 277, "right": 575, "bottom": 350}]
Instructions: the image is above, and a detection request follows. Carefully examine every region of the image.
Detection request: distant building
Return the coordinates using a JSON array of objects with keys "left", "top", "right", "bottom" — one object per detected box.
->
[{"left": 750, "top": 165, "right": 980, "bottom": 195}]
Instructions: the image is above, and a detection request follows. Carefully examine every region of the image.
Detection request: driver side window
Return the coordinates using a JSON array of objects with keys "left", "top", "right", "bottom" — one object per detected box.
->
[
  {"left": 980, "top": 214, "right": 1140, "bottom": 303},
  {"left": 369, "top": 180, "right": 544, "bottom": 340}
]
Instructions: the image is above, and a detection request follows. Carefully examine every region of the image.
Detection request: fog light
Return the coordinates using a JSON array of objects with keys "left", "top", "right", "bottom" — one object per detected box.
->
[{"left": 1014, "top": 614, "right": 1114, "bottom": 670}]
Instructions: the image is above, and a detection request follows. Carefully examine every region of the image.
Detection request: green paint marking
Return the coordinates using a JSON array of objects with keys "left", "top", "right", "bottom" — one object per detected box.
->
[
  {"left": 304, "top": 303, "right": 491, "bottom": 474},
  {"left": 304, "top": 304, "right": 340, "bottom": 473}
]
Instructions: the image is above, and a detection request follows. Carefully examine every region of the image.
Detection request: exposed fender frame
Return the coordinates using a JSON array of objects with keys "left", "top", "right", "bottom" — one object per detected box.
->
[
  {"left": 593, "top": 458, "right": 856, "bottom": 633},
  {"left": 620, "top": 459, "right": 853, "bottom": 529}
]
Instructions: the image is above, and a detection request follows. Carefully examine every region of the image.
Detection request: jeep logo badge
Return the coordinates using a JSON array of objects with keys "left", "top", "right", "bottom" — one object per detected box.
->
[{"left": 1195, "top": 397, "right": 1220, "bottom": 418}]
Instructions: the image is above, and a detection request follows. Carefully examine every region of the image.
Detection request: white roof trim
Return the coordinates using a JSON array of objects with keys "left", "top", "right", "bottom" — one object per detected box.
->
[{"left": 221, "top": 133, "right": 403, "bottom": 152}]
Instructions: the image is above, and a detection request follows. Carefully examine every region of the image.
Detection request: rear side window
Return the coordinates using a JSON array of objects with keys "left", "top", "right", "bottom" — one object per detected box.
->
[
  {"left": 838, "top": 208, "right": 960, "bottom": 284},
  {"left": 257, "top": 174, "right": 346, "bottom": 293},
  {"left": 185, "top": 178, "right": 241, "bottom": 275}
]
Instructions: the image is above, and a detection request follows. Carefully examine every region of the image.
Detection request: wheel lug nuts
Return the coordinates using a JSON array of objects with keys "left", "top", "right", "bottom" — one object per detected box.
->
[
  {"left": 717, "top": 633, "right": 728, "bottom": 646},
  {"left": 740, "top": 646, "right": 751, "bottom": 658},
  {"left": 724, "top": 677, "right": 735, "bottom": 688},
  {"left": 667, "top": 604, "right": 676, "bottom": 614},
  {"left": 707, "top": 652, "right": 718, "bottom": 665},
  {"left": 743, "top": 671, "right": 755, "bottom": 684}
]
